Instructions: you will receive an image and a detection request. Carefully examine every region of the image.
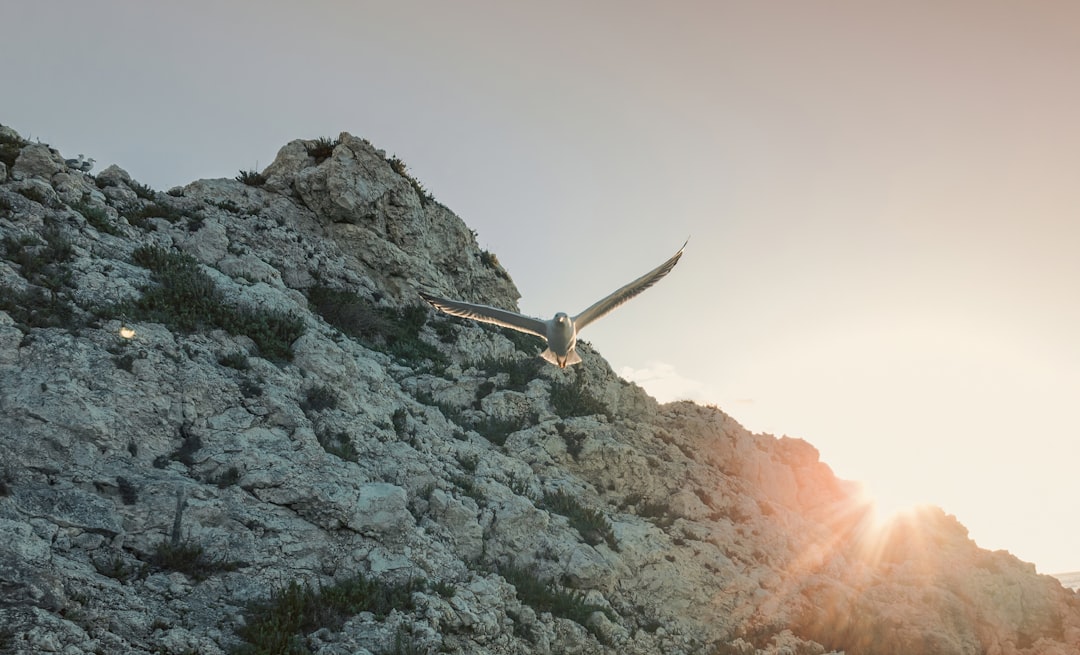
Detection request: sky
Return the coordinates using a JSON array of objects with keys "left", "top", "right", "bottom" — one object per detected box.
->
[{"left": 4, "top": 1, "right": 1079, "bottom": 574}]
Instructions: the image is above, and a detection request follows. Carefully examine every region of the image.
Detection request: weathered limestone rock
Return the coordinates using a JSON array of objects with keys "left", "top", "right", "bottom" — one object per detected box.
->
[
  {"left": 0, "top": 123, "right": 1076, "bottom": 655},
  {"left": 12, "top": 143, "right": 65, "bottom": 180}
]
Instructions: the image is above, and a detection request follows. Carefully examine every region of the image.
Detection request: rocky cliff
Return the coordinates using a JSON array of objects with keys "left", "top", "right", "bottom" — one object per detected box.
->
[{"left": 0, "top": 125, "right": 1077, "bottom": 655}]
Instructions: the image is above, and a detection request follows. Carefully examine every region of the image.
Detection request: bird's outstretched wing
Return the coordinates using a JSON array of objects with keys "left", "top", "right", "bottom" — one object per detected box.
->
[
  {"left": 573, "top": 239, "right": 687, "bottom": 331},
  {"left": 419, "top": 292, "right": 548, "bottom": 338}
]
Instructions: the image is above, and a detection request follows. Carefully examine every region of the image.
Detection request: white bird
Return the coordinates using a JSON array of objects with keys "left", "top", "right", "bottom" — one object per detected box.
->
[
  {"left": 78, "top": 157, "right": 95, "bottom": 173},
  {"left": 64, "top": 154, "right": 85, "bottom": 169},
  {"left": 420, "top": 240, "right": 686, "bottom": 368}
]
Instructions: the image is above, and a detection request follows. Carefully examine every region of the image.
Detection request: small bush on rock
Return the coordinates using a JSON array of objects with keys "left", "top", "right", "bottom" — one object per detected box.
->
[
  {"left": 149, "top": 539, "right": 241, "bottom": 581},
  {"left": 0, "top": 131, "right": 27, "bottom": 169},
  {"left": 301, "top": 385, "right": 339, "bottom": 414},
  {"left": 316, "top": 429, "right": 358, "bottom": 462},
  {"left": 307, "top": 286, "right": 445, "bottom": 367},
  {"left": 550, "top": 377, "right": 610, "bottom": 420},
  {"left": 232, "top": 574, "right": 421, "bottom": 654},
  {"left": 236, "top": 169, "right": 267, "bottom": 186},
  {"left": 72, "top": 199, "right": 121, "bottom": 235},
  {"left": 118, "top": 245, "right": 304, "bottom": 360},
  {"left": 129, "top": 200, "right": 188, "bottom": 223},
  {"left": 542, "top": 489, "right": 618, "bottom": 551},
  {"left": 306, "top": 136, "right": 338, "bottom": 164},
  {"left": 498, "top": 563, "right": 613, "bottom": 639}
]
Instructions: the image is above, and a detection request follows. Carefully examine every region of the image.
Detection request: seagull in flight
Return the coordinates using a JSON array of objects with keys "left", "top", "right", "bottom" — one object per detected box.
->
[{"left": 420, "top": 240, "right": 686, "bottom": 368}]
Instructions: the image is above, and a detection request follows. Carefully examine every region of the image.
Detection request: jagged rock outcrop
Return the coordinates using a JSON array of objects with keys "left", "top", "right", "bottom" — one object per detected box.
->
[{"left": 0, "top": 124, "right": 1077, "bottom": 655}]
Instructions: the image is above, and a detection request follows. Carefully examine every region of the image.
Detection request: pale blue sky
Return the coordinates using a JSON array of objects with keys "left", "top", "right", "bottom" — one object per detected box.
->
[{"left": 5, "top": 1, "right": 1080, "bottom": 573}]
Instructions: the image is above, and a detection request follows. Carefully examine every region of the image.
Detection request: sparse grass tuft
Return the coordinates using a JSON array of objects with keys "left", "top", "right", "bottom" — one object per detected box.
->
[{"left": 386, "top": 155, "right": 434, "bottom": 206}]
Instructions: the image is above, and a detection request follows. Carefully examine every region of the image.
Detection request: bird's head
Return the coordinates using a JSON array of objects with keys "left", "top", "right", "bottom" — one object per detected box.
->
[{"left": 554, "top": 312, "right": 568, "bottom": 324}]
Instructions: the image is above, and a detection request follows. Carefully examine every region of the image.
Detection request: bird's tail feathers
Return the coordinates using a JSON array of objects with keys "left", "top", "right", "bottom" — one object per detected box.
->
[{"left": 541, "top": 349, "right": 583, "bottom": 368}]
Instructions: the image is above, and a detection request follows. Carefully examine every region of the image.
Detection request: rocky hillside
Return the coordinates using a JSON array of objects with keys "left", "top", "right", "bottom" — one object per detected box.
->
[{"left": 1, "top": 124, "right": 1077, "bottom": 655}]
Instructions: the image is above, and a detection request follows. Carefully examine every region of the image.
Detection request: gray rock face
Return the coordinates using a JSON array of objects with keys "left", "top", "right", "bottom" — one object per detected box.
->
[{"left": 0, "top": 122, "right": 1078, "bottom": 655}]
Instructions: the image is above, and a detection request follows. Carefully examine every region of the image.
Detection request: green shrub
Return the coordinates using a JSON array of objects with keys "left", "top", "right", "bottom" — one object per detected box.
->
[
  {"left": 392, "top": 408, "right": 408, "bottom": 437},
  {"left": 120, "top": 245, "right": 304, "bottom": 360},
  {"left": 93, "top": 551, "right": 139, "bottom": 583},
  {"left": 301, "top": 385, "right": 339, "bottom": 414},
  {"left": 470, "top": 414, "right": 527, "bottom": 447},
  {"left": 0, "top": 285, "right": 75, "bottom": 331},
  {"left": 170, "top": 426, "right": 202, "bottom": 467},
  {"left": 415, "top": 390, "right": 527, "bottom": 447},
  {"left": 451, "top": 473, "right": 484, "bottom": 503},
  {"left": 549, "top": 378, "right": 610, "bottom": 420},
  {"left": 556, "top": 423, "right": 586, "bottom": 460},
  {"left": 212, "top": 466, "right": 242, "bottom": 488},
  {"left": 480, "top": 250, "right": 510, "bottom": 280},
  {"left": 0, "top": 131, "right": 27, "bottom": 169},
  {"left": 236, "top": 169, "right": 267, "bottom": 186},
  {"left": 474, "top": 356, "right": 540, "bottom": 391},
  {"left": 541, "top": 489, "right": 618, "bottom": 551},
  {"left": 72, "top": 199, "right": 121, "bottom": 235},
  {"left": 240, "top": 378, "right": 264, "bottom": 398},
  {"left": 635, "top": 500, "right": 674, "bottom": 528},
  {"left": 232, "top": 574, "right": 421, "bottom": 655},
  {"left": 316, "top": 429, "right": 358, "bottom": 462},
  {"left": 386, "top": 155, "right": 434, "bottom": 206},
  {"left": 16, "top": 186, "right": 51, "bottom": 206},
  {"left": 307, "top": 286, "right": 445, "bottom": 366},
  {"left": 149, "top": 539, "right": 241, "bottom": 581},
  {"left": 432, "top": 580, "right": 456, "bottom": 598},
  {"left": 498, "top": 563, "right": 613, "bottom": 637},
  {"left": 219, "top": 351, "right": 250, "bottom": 370},
  {"left": 129, "top": 180, "right": 156, "bottom": 200},
  {"left": 130, "top": 200, "right": 186, "bottom": 224}
]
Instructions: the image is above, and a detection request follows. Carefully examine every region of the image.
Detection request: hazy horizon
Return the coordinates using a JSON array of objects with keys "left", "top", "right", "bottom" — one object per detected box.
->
[{"left": 4, "top": 1, "right": 1079, "bottom": 574}]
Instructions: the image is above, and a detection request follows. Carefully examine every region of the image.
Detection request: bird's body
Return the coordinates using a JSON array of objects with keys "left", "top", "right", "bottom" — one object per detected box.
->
[
  {"left": 65, "top": 155, "right": 95, "bottom": 173},
  {"left": 420, "top": 240, "right": 686, "bottom": 368}
]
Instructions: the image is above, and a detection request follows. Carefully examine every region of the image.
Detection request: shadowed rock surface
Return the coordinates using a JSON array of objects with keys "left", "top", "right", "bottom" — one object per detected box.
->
[{"left": 1, "top": 124, "right": 1077, "bottom": 654}]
